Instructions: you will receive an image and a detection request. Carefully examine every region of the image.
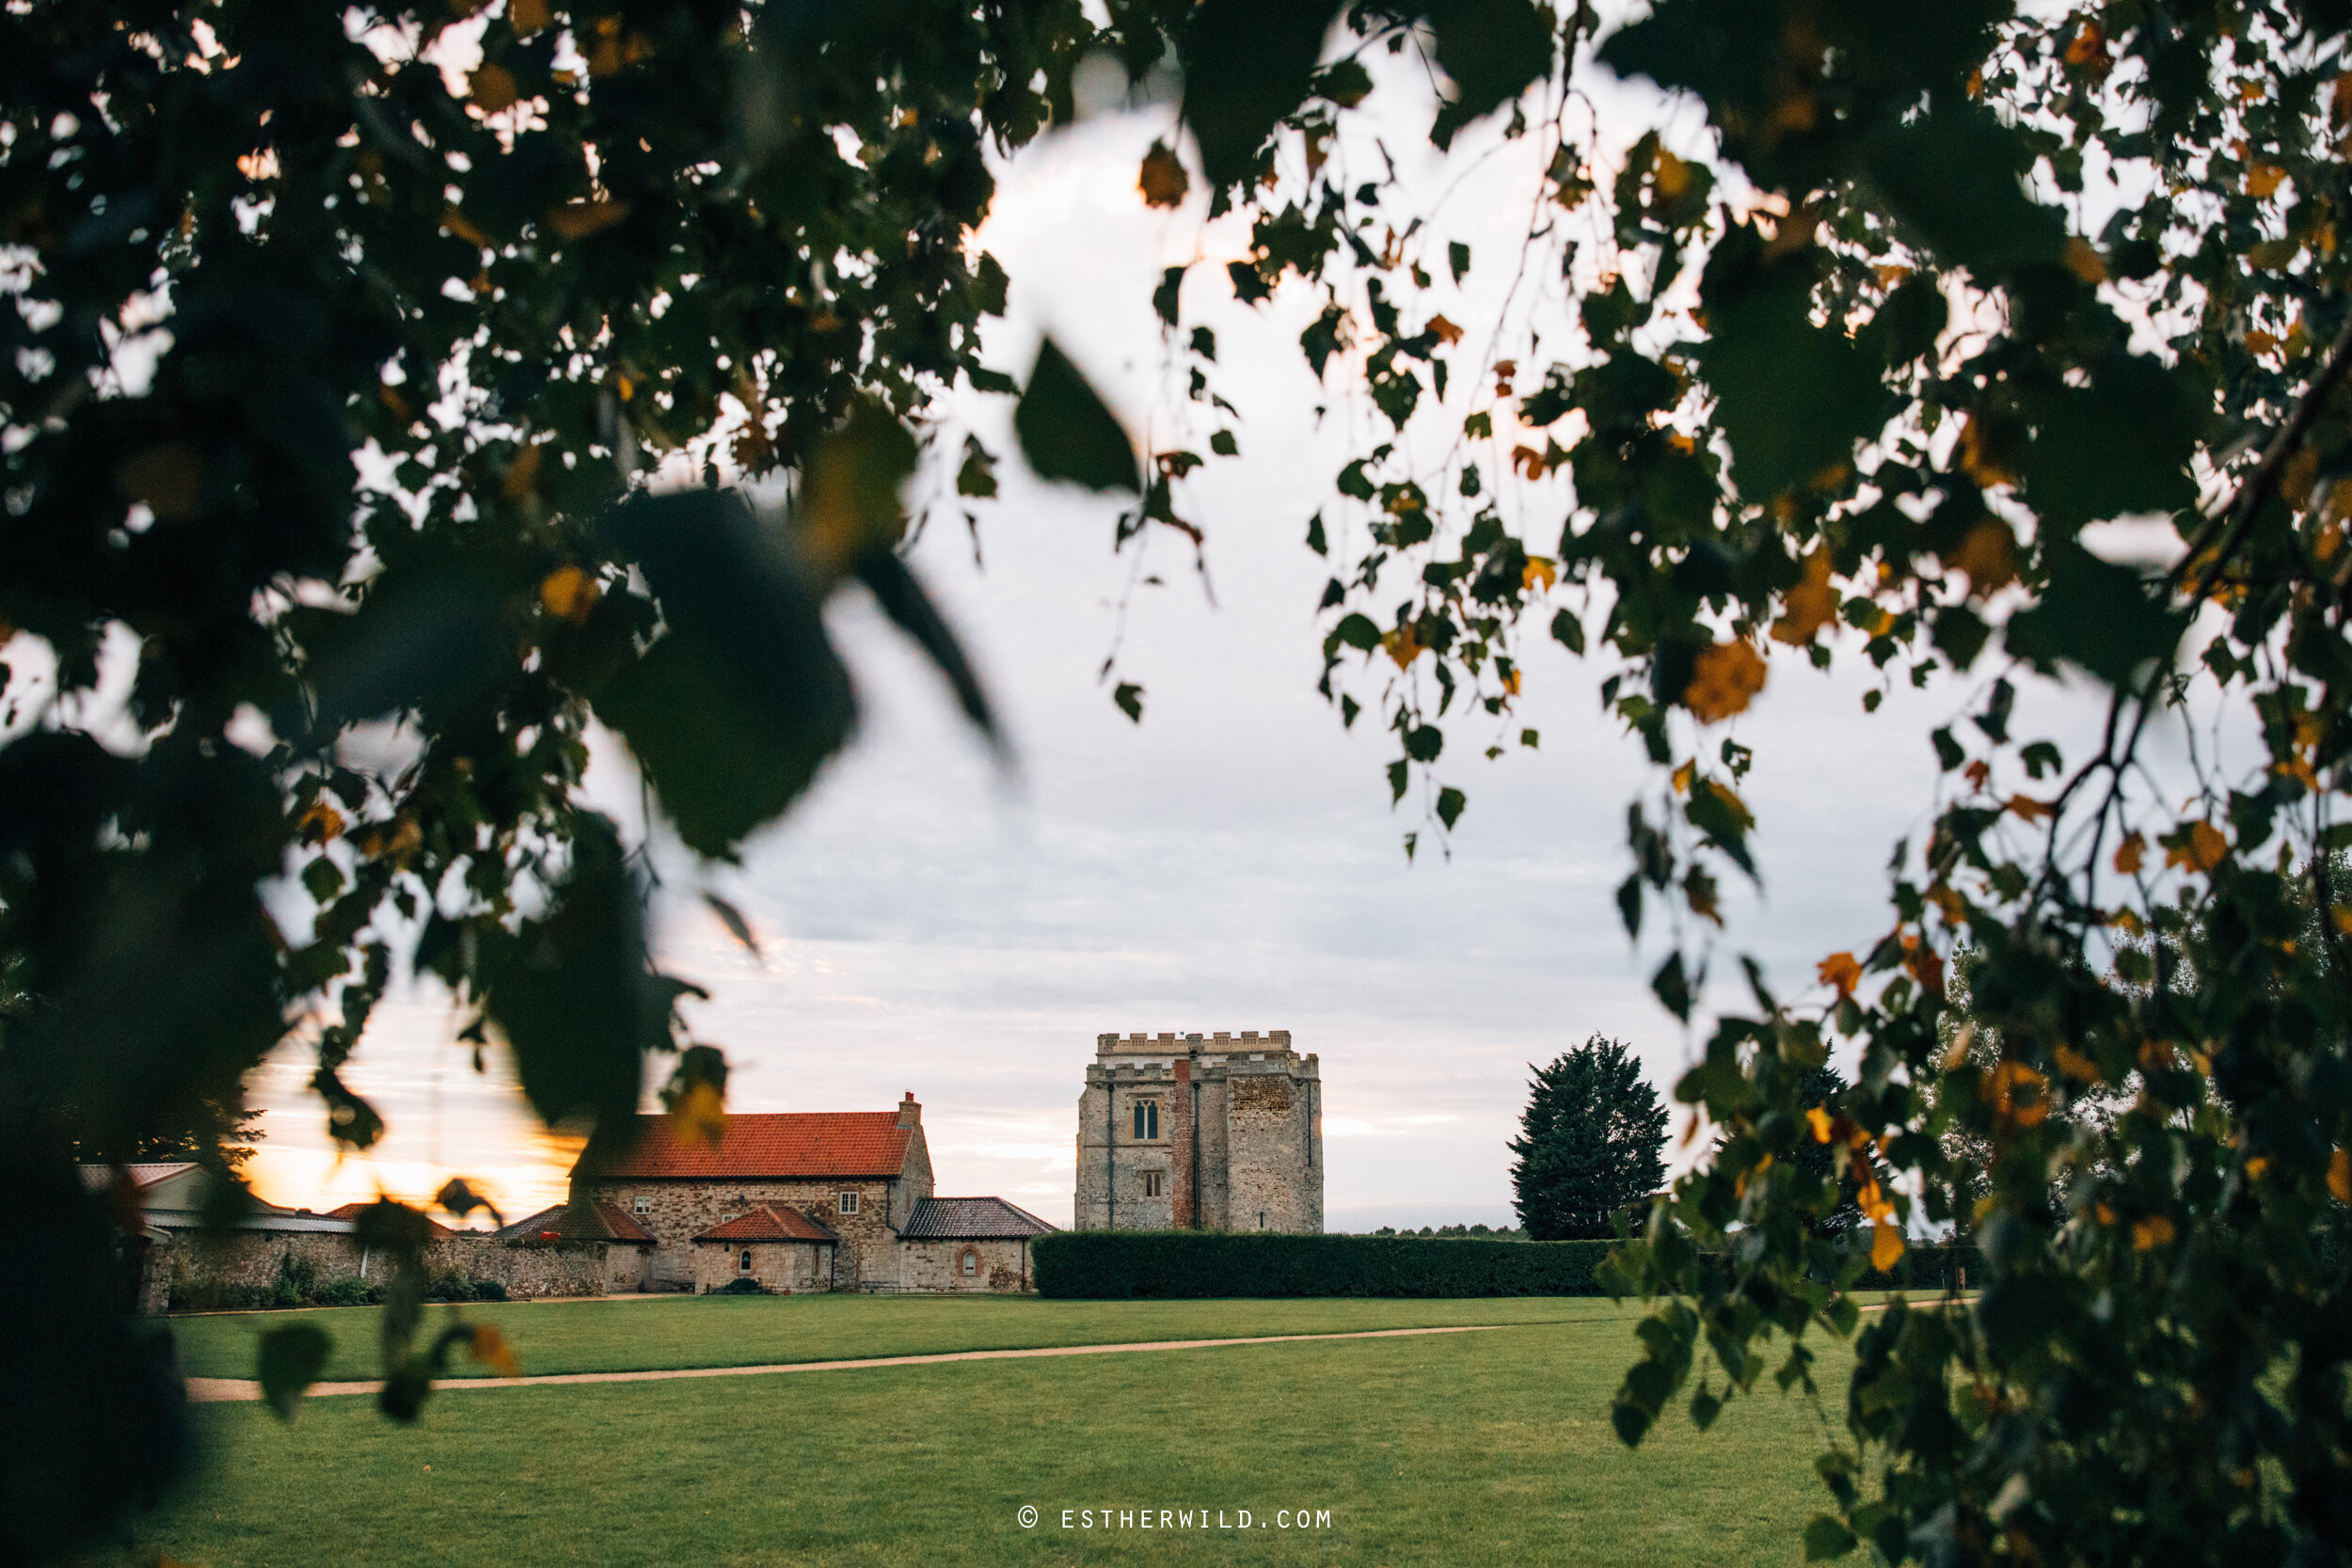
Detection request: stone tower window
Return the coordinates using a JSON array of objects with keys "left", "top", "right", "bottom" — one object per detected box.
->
[
  {"left": 1143, "top": 1172, "right": 1166, "bottom": 1197},
  {"left": 838, "top": 1191, "right": 860, "bottom": 1215},
  {"left": 1132, "top": 1101, "right": 1159, "bottom": 1140}
]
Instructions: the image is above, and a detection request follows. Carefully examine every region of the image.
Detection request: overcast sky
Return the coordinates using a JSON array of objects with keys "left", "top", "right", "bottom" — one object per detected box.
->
[{"left": 242, "top": 46, "right": 2216, "bottom": 1233}]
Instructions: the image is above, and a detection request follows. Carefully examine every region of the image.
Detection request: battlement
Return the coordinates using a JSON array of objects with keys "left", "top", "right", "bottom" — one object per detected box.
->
[{"left": 1095, "top": 1029, "right": 1294, "bottom": 1056}]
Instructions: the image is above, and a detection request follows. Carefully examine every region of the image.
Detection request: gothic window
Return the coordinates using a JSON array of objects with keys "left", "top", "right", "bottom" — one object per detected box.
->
[
  {"left": 838, "top": 1191, "right": 860, "bottom": 1215},
  {"left": 739, "top": 1249, "right": 753, "bottom": 1272},
  {"left": 1143, "top": 1172, "right": 1165, "bottom": 1197},
  {"left": 1132, "top": 1101, "right": 1159, "bottom": 1140},
  {"left": 961, "top": 1250, "right": 977, "bottom": 1276}
]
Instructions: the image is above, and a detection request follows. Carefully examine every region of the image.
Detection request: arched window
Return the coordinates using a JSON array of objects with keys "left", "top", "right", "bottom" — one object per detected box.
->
[
  {"left": 961, "top": 1249, "right": 977, "bottom": 1276},
  {"left": 739, "top": 1248, "right": 753, "bottom": 1272},
  {"left": 1132, "top": 1101, "right": 1158, "bottom": 1140}
]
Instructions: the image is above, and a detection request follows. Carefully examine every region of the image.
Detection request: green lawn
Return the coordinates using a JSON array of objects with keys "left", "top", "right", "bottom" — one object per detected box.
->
[
  {"left": 167, "top": 1292, "right": 1615, "bottom": 1384},
  {"left": 134, "top": 1306, "right": 1856, "bottom": 1567}
]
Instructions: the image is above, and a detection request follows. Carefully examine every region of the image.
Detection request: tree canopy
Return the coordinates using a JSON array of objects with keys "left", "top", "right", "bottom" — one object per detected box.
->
[
  {"left": 1510, "top": 1036, "right": 1669, "bottom": 1241},
  {"left": 9, "top": 0, "right": 2352, "bottom": 1562}
]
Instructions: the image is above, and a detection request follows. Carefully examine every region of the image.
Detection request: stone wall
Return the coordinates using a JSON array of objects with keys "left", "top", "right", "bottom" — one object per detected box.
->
[
  {"left": 897, "top": 1237, "right": 1034, "bottom": 1292},
  {"left": 691, "top": 1238, "right": 834, "bottom": 1293},
  {"left": 1076, "top": 1032, "right": 1323, "bottom": 1233},
  {"left": 578, "top": 1165, "right": 931, "bottom": 1289},
  {"left": 149, "top": 1228, "right": 625, "bottom": 1310}
]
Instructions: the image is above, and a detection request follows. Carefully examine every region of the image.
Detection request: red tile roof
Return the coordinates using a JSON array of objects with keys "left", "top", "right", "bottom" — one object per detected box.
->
[
  {"left": 493, "top": 1200, "right": 656, "bottom": 1244},
  {"left": 694, "top": 1205, "right": 839, "bottom": 1243},
  {"left": 580, "top": 1113, "right": 915, "bottom": 1180}
]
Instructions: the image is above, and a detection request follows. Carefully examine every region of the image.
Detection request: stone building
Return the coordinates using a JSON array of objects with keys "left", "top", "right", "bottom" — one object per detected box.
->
[
  {"left": 1074, "top": 1030, "right": 1324, "bottom": 1233},
  {"left": 568, "top": 1094, "right": 1055, "bottom": 1291}
]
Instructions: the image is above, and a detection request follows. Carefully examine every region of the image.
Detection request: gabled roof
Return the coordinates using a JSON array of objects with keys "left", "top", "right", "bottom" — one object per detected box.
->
[
  {"left": 494, "top": 1200, "right": 655, "bottom": 1245},
  {"left": 694, "top": 1204, "right": 839, "bottom": 1243},
  {"left": 578, "top": 1113, "right": 916, "bottom": 1181},
  {"left": 77, "top": 1162, "right": 202, "bottom": 1194},
  {"left": 900, "top": 1196, "right": 1058, "bottom": 1240},
  {"left": 324, "top": 1202, "right": 457, "bottom": 1238}
]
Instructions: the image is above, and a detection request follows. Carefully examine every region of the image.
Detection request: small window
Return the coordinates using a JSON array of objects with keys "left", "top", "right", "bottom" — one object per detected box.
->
[
  {"left": 1143, "top": 1172, "right": 1166, "bottom": 1197},
  {"left": 739, "top": 1248, "right": 753, "bottom": 1272},
  {"left": 838, "top": 1191, "right": 860, "bottom": 1215},
  {"left": 1132, "top": 1101, "right": 1159, "bottom": 1140},
  {"left": 961, "top": 1250, "right": 977, "bottom": 1276},
  {"left": 632, "top": 1196, "right": 651, "bottom": 1216}
]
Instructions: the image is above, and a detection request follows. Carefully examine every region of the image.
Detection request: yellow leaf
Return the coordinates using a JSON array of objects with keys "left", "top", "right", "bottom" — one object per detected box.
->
[
  {"left": 1818, "top": 951, "right": 1862, "bottom": 1001},
  {"left": 2115, "top": 832, "right": 2146, "bottom": 875},
  {"left": 1682, "top": 640, "right": 1767, "bottom": 723},
  {"left": 2130, "top": 1215, "right": 2176, "bottom": 1251},
  {"left": 2330, "top": 906, "right": 2352, "bottom": 937},
  {"left": 1870, "top": 1219, "right": 1904, "bottom": 1273},
  {"left": 2244, "top": 1156, "right": 2267, "bottom": 1181},
  {"left": 1521, "top": 557, "right": 1557, "bottom": 594},
  {"left": 1957, "top": 416, "right": 2016, "bottom": 489},
  {"left": 469, "top": 1323, "right": 521, "bottom": 1379},
  {"left": 2006, "top": 794, "right": 2054, "bottom": 823},
  {"left": 539, "top": 565, "right": 599, "bottom": 625},
  {"left": 2062, "top": 238, "right": 2106, "bottom": 284},
  {"left": 469, "top": 63, "right": 519, "bottom": 115},
  {"left": 1770, "top": 547, "right": 1836, "bottom": 645},
  {"left": 2165, "top": 821, "right": 2229, "bottom": 874},
  {"left": 295, "top": 799, "right": 345, "bottom": 846},
  {"left": 1946, "top": 518, "right": 2017, "bottom": 597},
  {"left": 2247, "top": 162, "right": 2287, "bottom": 198},
  {"left": 1381, "top": 626, "right": 1426, "bottom": 668},
  {"left": 2330, "top": 1148, "right": 2352, "bottom": 1203},
  {"left": 1137, "top": 141, "right": 1189, "bottom": 209},
  {"left": 2063, "top": 20, "right": 2108, "bottom": 70},
  {"left": 1670, "top": 759, "right": 1694, "bottom": 796},
  {"left": 441, "top": 204, "right": 491, "bottom": 247},
  {"left": 1805, "top": 1106, "right": 1835, "bottom": 1144},
  {"left": 1426, "top": 314, "right": 1465, "bottom": 346},
  {"left": 670, "top": 1080, "right": 727, "bottom": 1148},
  {"left": 2053, "top": 1045, "right": 2101, "bottom": 1084},
  {"left": 501, "top": 443, "right": 542, "bottom": 502},
  {"left": 2245, "top": 327, "right": 2279, "bottom": 356},
  {"left": 547, "top": 200, "right": 630, "bottom": 239},
  {"left": 509, "top": 0, "right": 551, "bottom": 34}
]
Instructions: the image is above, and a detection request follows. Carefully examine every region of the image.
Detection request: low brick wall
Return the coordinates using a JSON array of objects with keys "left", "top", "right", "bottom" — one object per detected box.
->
[{"left": 151, "top": 1230, "right": 623, "bottom": 1312}]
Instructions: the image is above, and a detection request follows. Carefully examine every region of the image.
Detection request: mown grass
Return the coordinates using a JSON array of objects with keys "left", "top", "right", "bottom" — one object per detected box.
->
[
  {"left": 134, "top": 1310, "right": 1856, "bottom": 1567},
  {"left": 167, "top": 1292, "right": 1621, "bottom": 1384}
]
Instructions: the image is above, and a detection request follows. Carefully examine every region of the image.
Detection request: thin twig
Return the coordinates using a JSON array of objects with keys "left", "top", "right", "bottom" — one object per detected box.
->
[{"left": 2175, "top": 311, "right": 2352, "bottom": 599}]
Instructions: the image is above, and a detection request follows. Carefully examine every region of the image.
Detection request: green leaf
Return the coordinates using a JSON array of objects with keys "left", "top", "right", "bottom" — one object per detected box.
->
[
  {"left": 1016, "top": 340, "right": 1140, "bottom": 493},
  {"left": 2004, "top": 542, "right": 2187, "bottom": 687},
  {"left": 1449, "top": 241, "right": 1471, "bottom": 282},
  {"left": 1861, "top": 104, "right": 2065, "bottom": 274},
  {"left": 1331, "top": 612, "right": 1382, "bottom": 651},
  {"left": 1180, "top": 0, "right": 1347, "bottom": 189},
  {"left": 1210, "top": 430, "right": 1239, "bottom": 456},
  {"left": 597, "top": 489, "right": 854, "bottom": 859},
  {"left": 854, "top": 550, "right": 999, "bottom": 744},
  {"left": 1423, "top": 0, "right": 1555, "bottom": 148},
  {"left": 1652, "top": 952, "right": 1693, "bottom": 1021},
  {"left": 1803, "top": 1515, "right": 1859, "bottom": 1560},
  {"left": 482, "top": 816, "right": 661, "bottom": 1137},
  {"left": 258, "top": 1323, "right": 333, "bottom": 1421},
  {"left": 1153, "top": 266, "right": 1187, "bottom": 327},
  {"left": 2015, "top": 354, "right": 2199, "bottom": 530},
  {"left": 1113, "top": 682, "right": 1144, "bottom": 722},
  {"left": 1551, "top": 608, "right": 1586, "bottom": 654},
  {"left": 1697, "top": 232, "right": 1890, "bottom": 502},
  {"left": 1437, "top": 785, "right": 1466, "bottom": 829},
  {"left": 1931, "top": 727, "right": 1964, "bottom": 771}
]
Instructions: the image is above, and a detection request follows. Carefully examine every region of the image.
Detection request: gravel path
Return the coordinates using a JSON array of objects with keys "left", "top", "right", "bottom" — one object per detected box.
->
[{"left": 183, "top": 1323, "right": 1518, "bottom": 1404}]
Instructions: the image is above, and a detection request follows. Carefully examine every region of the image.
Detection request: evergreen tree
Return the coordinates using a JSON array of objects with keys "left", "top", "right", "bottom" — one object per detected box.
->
[{"left": 1509, "top": 1037, "right": 1669, "bottom": 1241}]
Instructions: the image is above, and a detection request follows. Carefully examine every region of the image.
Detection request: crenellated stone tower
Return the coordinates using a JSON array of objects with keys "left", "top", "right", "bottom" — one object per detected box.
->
[{"left": 1074, "top": 1030, "right": 1323, "bottom": 1233}]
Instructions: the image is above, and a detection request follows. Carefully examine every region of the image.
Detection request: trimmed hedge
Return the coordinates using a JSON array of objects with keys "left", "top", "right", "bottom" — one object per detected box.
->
[
  {"left": 1849, "top": 1243, "right": 1984, "bottom": 1293},
  {"left": 1033, "top": 1231, "right": 1619, "bottom": 1298}
]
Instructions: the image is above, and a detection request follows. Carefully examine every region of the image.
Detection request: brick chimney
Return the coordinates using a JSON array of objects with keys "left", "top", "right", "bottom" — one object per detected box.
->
[{"left": 897, "top": 1092, "right": 921, "bottom": 1128}]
